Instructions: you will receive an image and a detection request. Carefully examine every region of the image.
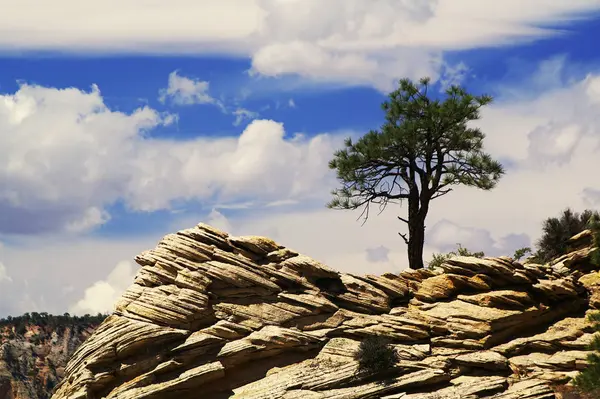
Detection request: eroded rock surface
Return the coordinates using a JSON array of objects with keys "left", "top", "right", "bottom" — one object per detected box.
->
[{"left": 51, "top": 225, "right": 600, "bottom": 399}]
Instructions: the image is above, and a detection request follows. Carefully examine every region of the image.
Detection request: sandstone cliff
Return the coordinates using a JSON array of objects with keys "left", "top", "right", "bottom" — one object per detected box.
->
[
  {"left": 0, "top": 318, "right": 102, "bottom": 399},
  {"left": 51, "top": 224, "right": 600, "bottom": 399}
]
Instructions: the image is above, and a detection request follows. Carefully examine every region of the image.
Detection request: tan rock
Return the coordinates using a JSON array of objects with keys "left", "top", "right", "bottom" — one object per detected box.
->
[{"left": 50, "top": 223, "right": 600, "bottom": 399}]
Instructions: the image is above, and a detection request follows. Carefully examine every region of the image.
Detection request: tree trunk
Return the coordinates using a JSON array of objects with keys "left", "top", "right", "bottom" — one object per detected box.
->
[{"left": 407, "top": 215, "right": 426, "bottom": 269}]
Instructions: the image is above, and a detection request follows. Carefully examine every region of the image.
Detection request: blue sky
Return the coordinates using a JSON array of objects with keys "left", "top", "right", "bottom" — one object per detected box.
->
[{"left": 2, "top": 0, "right": 600, "bottom": 317}]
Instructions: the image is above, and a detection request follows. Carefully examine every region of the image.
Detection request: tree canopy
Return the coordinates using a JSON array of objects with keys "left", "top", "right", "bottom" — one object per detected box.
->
[{"left": 328, "top": 77, "right": 504, "bottom": 269}]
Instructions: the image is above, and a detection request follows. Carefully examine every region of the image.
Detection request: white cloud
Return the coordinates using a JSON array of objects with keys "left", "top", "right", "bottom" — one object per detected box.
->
[
  {"left": 0, "top": 82, "right": 345, "bottom": 235},
  {"left": 65, "top": 207, "right": 111, "bottom": 233},
  {"left": 158, "top": 71, "right": 220, "bottom": 106},
  {"left": 70, "top": 261, "right": 137, "bottom": 315},
  {"left": 1, "top": 1, "right": 599, "bottom": 89},
  {"left": 232, "top": 108, "right": 260, "bottom": 126},
  {"left": 439, "top": 62, "right": 470, "bottom": 90},
  {"left": 0, "top": 262, "right": 12, "bottom": 283},
  {"left": 427, "top": 220, "right": 531, "bottom": 256},
  {"left": 0, "top": 235, "right": 157, "bottom": 317},
  {"left": 288, "top": 98, "right": 296, "bottom": 108},
  {"left": 205, "top": 209, "right": 233, "bottom": 232}
]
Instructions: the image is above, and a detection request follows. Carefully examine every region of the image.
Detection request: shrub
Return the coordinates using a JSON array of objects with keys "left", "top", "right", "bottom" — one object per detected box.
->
[
  {"left": 513, "top": 247, "right": 532, "bottom": 261},
  {"left": 426, "top": 243, "right": 484, "bottom": 270},
  {"left": 535, "top": 208, "right": 600, "bottom": 263},
  {"left": 587, "top": 213, "right": 600, "bottom": 267},
  {"left": 572, "top": 312, "right": 600, "bottom": 396},
  {"left": 354, "top": 335, "right": 399, "bottom": 376}
]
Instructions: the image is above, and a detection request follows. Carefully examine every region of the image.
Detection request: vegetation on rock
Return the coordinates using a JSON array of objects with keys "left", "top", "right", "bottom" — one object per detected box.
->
[
  {"left": 426, "top": 243, "right": 484, "bottom": 270},
  {"left": 354, "top": 335, "right": 399, "bottom": 377},
  {"left": 0, "top": 312, "right": 107, "bottom": 339},
  {"left": 570, "top": 213, "right": 600, "bottom": 397},
  {"left": 512, "top": 246, "right": 532, "bottom": 261},
  {"left": 328, "top": 77, "right": 504, "bottom": 269},
  {"left": 534, "top": 208, "right": 600, "bottom": 263},
  {"left": 572, "top": 311, "right": 600, "bottom": 395}
]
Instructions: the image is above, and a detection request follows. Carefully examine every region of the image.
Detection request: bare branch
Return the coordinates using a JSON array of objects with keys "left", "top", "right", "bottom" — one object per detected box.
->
[
  {"left": 357, "top": 203, "right": 370, "bottom": 226},
  {"left": 398, "top": 232, "right": 409, "bottom": 245},
  {"left": 430, "top": 188, "right": 452, "bottom": 200},
  {"left": 397, "top": 216, "right": 409, "bottom": 224}
]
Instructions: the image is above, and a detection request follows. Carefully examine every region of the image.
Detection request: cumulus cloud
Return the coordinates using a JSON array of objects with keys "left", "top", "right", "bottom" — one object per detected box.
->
[
  {"left": 0, "top": 82, "right": 346, "bottom": 234},
  {"left": 0, "top": 234, "right": 157, "bottom": 317},
  {"left": 527, "top": 122, "right": 583, "bottom": 165},
  {"left": 0, "top": 83, "right": 176, "bottom": 234},
  {"left": 0, "top": 262, "right": 12, "bottom": 283},
  {"left": 427, "top": 220, "right": 531, "bottom": 257},
  {"left": 158, "top": 70, "right": 221, "bottom": 107},
  {"left": 1, "top": 1, "right": 599, "bottom": 89},
  {"left": 70, "top": 261, "right": 137, "bottom": 315}
]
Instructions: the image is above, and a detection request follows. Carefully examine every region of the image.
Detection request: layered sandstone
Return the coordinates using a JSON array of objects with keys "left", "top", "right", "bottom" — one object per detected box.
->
[{"left": 51, "top": 224, "right": 600, "bottom": 399}]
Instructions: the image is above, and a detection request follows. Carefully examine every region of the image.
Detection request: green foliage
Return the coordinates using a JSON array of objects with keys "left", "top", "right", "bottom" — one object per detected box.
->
[
  {"left": 573, "top": 312, "right": 600, "bottom": 395},
  {"left": 328, "top": 77, "right": 503, "bottom": 269},
  {"left": 512, "top": 247, "right": 532, "bottom": 261},
  {"left": 587, "top": 213, "right": 600, "bottom": 267},
  {"left": 427, "top": 243, "right": 484, "bottom": 270},
  {"left": 46, "top": 378, "right": 57, "bottom": 392},
  {"left": 354, "top": 335, "right": 399, "bottom": 376},
  {"left": 535, "top": 208, "right": 600, "bottom": 263},
  {"left": 0, "top": 312, "right": 107, "bottom": 337}
]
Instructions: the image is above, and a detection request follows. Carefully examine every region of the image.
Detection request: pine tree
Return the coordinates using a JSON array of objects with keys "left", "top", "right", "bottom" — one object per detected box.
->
[{"left": 328, "top": 77, "right": 504, "bottom": 269}]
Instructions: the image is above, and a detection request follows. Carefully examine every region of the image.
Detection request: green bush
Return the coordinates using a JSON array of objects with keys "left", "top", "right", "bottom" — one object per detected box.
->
[
  {"left": 587, "top": 214, "right": 600, "bottom": 267},
  {"left": 354, "top": 335, "right": 399, "bottom": 376},
  {"left": 512, "top": 247, "right": 532, "bottom": 261},
  {"left": 570, "top": 215, "right": 600, "bottom": 395},
  {"left": 572, "top": 312, "right": 600, "bottom": 395},
  {"left": 427, "top": 243, "right": 484, "bottom": 270},
  {"left": 535, "top": 208, "right": 600, "bottom": 263}
]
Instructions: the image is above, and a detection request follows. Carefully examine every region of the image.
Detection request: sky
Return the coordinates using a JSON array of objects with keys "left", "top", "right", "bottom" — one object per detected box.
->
[{"left": 2, "top": 0, "right": 600, "bottom": 317}]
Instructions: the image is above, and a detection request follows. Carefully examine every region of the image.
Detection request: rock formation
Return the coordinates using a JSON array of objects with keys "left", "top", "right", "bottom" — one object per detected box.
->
[
  {"left": 1, "top": 319, "right": 101, "bottom": 399},
  {"left": 51, "top": 224, "right": 600, "bottom": 399}
]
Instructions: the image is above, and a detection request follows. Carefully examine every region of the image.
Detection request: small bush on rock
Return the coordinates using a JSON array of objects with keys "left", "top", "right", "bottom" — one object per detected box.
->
[
  {"left": 512, "top": 247, "right": 532, "bottom": 261},
  {"left": 572, "top": 311, "right": 600, "bottom": 396},
  {"left": 427, "top": 243, "right": 484, "bottom": 270},
  {"left": 534, "top": 208, "right": 600, "bottom": 263},
  {"left": 354, "top": 335, "right": 399, "bottom": 376}
]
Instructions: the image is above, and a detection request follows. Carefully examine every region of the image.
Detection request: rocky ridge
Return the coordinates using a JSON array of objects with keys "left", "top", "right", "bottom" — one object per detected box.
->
[{"left": 52, "top": 224, "right": 600, "bottom": 399}]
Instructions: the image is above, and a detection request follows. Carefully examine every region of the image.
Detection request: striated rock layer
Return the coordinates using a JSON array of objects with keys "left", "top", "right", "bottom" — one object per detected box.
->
[{"left": 52, "top": 224, "right": 600, "bottom": 399}]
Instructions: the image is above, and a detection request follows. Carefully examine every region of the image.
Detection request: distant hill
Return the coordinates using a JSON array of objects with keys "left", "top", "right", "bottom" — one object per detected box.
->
[{"left": 0, "top": 313, "right": 106, "bottom": 399}]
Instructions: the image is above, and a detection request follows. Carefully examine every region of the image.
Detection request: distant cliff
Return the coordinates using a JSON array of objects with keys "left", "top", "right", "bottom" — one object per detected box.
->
[{"left": 0, "top": 313, "right": 105, "bottom": 399}]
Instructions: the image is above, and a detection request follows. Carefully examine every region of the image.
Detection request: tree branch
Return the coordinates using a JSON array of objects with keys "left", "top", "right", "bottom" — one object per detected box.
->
[{"left": 399, "top": 232, "right": 409, "bottom": 245}]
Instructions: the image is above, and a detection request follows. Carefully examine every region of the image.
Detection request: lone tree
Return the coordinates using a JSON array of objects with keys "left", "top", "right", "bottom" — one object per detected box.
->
[{"left": 328, "top": 77, "right": 504, "bottom": 269}]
